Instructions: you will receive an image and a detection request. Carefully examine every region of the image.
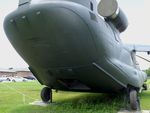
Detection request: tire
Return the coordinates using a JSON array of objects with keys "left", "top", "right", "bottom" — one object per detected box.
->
[
  {"left": 129, "top": 90, "right": 138, "bottom": 110},
  {"left": 12, "top": 79, "right": 16, "bottom": 82},
  {"left": 41, "top": 87, "right": 52, "bottom": 102},
  {"left": 6, "top": 78, "right": 11, "bottom": 81}
]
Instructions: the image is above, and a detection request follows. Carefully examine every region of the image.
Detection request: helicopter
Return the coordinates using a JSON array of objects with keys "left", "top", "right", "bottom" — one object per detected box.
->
[{"left": 3, "top": 0, "right": 149, "bottom": 110}]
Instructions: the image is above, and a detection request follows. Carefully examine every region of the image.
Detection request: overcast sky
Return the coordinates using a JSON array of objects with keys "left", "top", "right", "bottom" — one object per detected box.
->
[{"left": 0, "top": 0, "right": 150, "bottom": 69}]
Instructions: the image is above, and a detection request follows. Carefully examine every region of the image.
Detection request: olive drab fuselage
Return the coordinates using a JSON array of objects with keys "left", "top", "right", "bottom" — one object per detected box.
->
[{"left": 4, "top": 0, "right": 147, "bottom": 93}]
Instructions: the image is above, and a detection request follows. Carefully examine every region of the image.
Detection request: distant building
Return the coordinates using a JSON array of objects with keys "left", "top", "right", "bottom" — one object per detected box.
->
[
  {"left": 0, "top": 68, "right": 33, "bottom": 77},
  {"left": 16, "top": 71, "right": 33, "bottom": 77},
  {"left": 0, "top": 70, "right": 16, "bottom": 77}
]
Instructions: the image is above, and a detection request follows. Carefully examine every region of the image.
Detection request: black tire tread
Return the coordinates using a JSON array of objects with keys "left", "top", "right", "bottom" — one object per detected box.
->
[
  {"left": 130, "top": 90, "right": 138, "bottom": 110},
  {"left": 41, "top": 87, "right": 51, "bottom": 102}
]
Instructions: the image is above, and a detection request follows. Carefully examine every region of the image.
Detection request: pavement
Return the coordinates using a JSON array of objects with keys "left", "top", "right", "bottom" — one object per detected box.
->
[
  {"left": 118, "top": 110, "right": 150, "bottom": 113},
  {"left": 29, "top": 101, "right": 50, "bottom": 106}
]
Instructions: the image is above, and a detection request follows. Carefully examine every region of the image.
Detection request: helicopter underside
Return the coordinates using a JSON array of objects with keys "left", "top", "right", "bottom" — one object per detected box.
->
[
  {"left": 30, "top": 62, "right": 124, "bottom": 93},
  {"left": 4, "top": 2, "right": 146, "bottom": 93}
]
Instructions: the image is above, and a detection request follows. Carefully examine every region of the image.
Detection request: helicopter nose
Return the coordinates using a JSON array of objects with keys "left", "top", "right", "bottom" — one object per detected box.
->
[{"left": 4, "top": 2, "right": 97, "bottom": 68}]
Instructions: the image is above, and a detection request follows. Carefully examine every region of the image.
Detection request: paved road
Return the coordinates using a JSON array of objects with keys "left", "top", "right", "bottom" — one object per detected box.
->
[{"left": 118, "top": 110, "right": 150, "bottom": 113}]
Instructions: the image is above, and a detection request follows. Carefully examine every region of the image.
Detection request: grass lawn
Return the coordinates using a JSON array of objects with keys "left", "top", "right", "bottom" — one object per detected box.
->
[{"left": 0, "top": 81, "right": 149, "bottom": 113}]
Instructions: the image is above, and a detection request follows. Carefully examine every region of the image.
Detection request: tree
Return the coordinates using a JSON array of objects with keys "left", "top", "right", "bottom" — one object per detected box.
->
[{"left": 144, "top": 68, "right": 150, "bottom": 76}]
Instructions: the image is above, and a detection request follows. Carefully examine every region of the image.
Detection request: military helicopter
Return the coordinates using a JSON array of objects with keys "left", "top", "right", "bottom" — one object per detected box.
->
[{"left": 3, "top": 0, "right": 149, "bottom": 110}]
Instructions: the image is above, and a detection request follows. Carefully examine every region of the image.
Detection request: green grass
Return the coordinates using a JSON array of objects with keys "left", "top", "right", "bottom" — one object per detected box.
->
[
  {"left": 140, "top": 79, "right": 150, "bottom": 110},
  {"left": 146, "top": 79, "right": 150, "bottom": 84},
  {"left": 0, "top": 81, "right": 149, "bottom": 113}
]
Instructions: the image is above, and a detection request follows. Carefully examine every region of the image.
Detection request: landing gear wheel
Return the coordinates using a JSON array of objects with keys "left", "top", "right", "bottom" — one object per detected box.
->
[
  {"left": 129, "top": 89, "right": 138, "bottom": 110},
  {"left": 41, "top": 87, "right": 52, "bottom": 103}
]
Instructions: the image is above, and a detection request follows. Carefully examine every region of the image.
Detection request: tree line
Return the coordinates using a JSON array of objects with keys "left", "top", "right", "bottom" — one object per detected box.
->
[{"left": 144, "top": 68, "right": 150, "bottom": 76}]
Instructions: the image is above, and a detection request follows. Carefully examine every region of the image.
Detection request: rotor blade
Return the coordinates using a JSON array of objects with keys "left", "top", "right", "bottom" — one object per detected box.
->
[
  {"left": 136, "top": 55, "right": 150, "bottom": 63},
  {"left": 19, "top": 0, "right": 31, "bottom": 6}
]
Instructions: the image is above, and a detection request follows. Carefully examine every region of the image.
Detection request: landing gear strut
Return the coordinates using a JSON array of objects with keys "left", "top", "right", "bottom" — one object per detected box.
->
[{"left": 41, "top": 87, "right": 52, "bottom": 103}]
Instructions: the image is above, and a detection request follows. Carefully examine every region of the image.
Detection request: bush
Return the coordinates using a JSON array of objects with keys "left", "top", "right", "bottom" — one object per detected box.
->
[{"left": 144, "top": 68, "right": 150, "bottom": 76}]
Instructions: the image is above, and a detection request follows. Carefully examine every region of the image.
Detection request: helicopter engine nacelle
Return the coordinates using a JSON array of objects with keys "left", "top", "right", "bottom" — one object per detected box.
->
[
  {"left": 107, "top": 9, "right": 128, "bottom": 33},
  {"left": 98, "top": 0, "right": 128, "bottom": 33}
]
